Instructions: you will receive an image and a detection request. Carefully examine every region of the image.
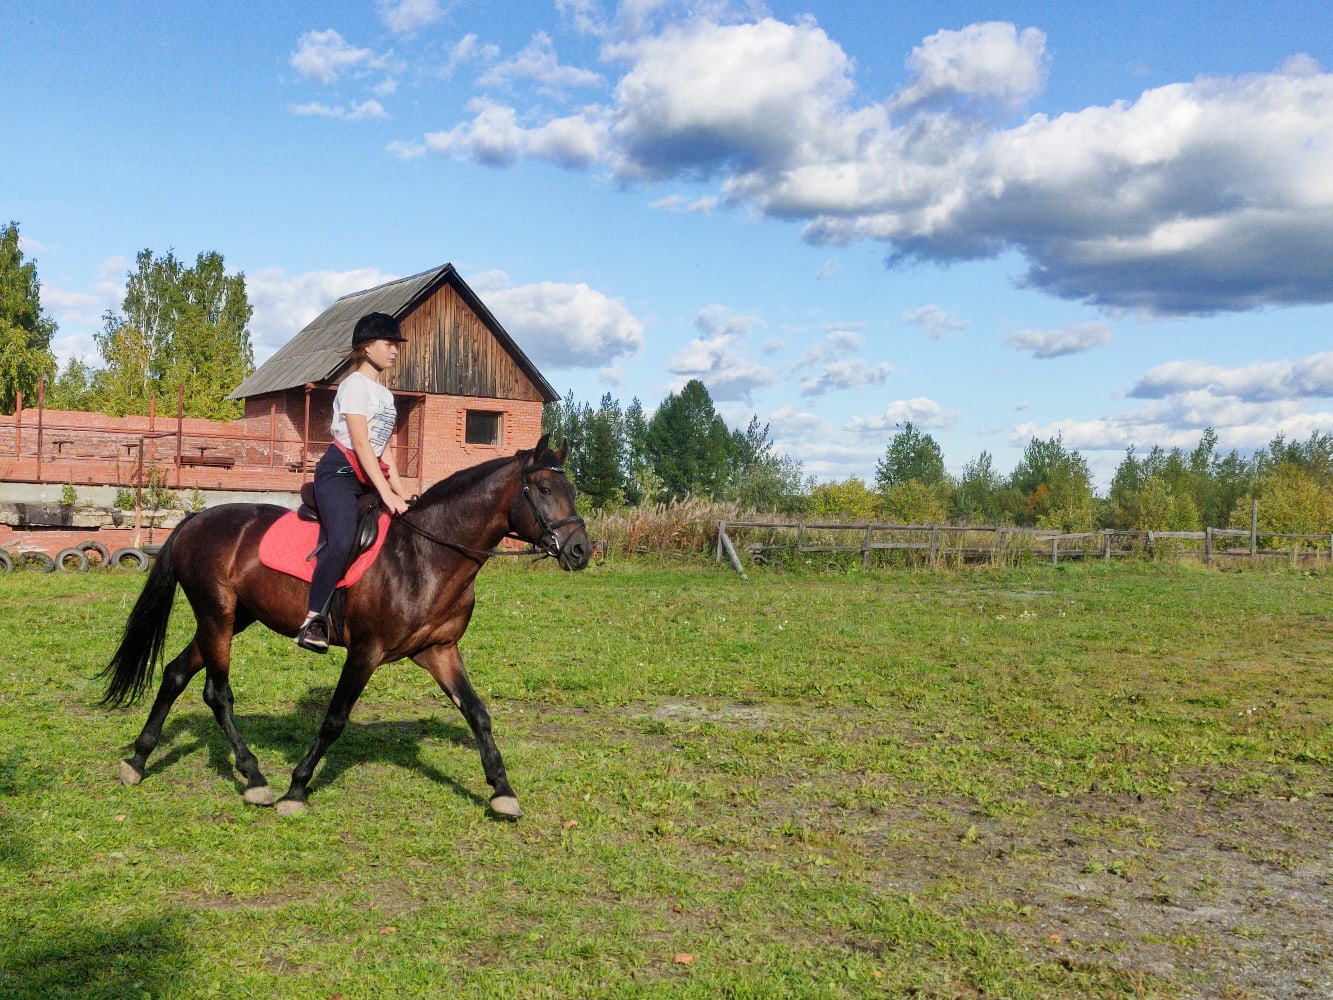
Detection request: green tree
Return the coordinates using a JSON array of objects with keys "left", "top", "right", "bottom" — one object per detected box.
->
[
  {"left": 0, "top": 221, "right": 59, "bottom": 413},
  {"left": 874, "top": 422, "right": 946, "bottom": 491},
  {"left": 1231, "top": 460, "right": 1333, "bottom": 536},
  {"left": 645, "top": 379, "right": 733, "bottom": 500},
  {"left": 93, "top": 248, "right": 254, "bottom": 417},
  {"left": 47, "top": 356, "right": 96, "bottom": 410},
  {"left": 950, "top": 451, "right": 1007, "bottom": 524},
  {"left": 1010, "top": 435, "right": 1096, "bottom": 531},
  {"left": 807, "top": 477, "right": 883, "bottom": 520},
  {"left": 883, "top": 479, "right": 949, "bottom": 523},
  {"left": 580, "top": 394, "right": 627, "bottom": 510},
  {"left": 727, "top": 415, "right": 804, "bottom": 513},
  {"left": 1137, "top": 474, "right": 1201, "bottom": 531}
]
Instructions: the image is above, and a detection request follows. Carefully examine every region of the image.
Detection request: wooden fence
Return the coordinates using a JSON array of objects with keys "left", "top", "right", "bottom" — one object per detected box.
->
[{"left": 715, "top": 519, "right": 1333, "bottom": 575}]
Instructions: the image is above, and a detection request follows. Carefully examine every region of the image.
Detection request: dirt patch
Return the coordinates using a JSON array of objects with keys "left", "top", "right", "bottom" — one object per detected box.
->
[{"left": 602, "top": 698, "right": 1333, "bottom": 998}]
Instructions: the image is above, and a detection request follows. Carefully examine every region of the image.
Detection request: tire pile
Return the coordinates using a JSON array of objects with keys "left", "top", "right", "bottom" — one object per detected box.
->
[{"left": 0, "top": 541, "right": 156, "bottom": 574}]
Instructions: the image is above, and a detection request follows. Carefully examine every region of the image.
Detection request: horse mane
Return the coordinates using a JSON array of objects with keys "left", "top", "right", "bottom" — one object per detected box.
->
[{"left": 414, "top": 438, "right": 560, "bottom": 509}]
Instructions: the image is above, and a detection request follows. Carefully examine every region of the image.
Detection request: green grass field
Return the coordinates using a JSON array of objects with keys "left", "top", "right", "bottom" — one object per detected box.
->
[{"left": 1, "top": 559, "right": 1330, "bottom": 998}]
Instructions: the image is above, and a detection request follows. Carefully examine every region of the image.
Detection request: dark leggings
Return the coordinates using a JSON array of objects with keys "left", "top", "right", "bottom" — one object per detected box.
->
[{"left": 307, "top": 445, "right": 370, "bottom": 616}]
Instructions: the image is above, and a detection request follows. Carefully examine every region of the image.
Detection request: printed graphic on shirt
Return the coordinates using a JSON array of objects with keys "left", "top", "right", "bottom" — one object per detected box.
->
[{"left": 367, "top": 405, "right": 396, "bottom": 454}]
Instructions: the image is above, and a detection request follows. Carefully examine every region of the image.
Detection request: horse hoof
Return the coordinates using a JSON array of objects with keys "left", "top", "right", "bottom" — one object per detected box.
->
[
  {"left": 119, "top": 760, "right": 143, "bottom": 787},
  {"left": 276, "top": 798, "right": 307, "bottom": 817},
  {"left": 490, "top": 794, "right": 522, "bottom": 818},
  {"left": 244, "top": 785, "right": 275, "bottom": 807}
]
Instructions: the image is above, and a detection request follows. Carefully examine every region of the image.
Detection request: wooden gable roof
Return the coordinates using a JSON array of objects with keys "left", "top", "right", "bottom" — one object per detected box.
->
[{"left": 230, "top": 264, "right": 558, "bottom": 403}]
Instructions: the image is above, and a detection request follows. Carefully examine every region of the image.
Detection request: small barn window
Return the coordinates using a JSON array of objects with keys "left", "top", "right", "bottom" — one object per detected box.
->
[{"left": 465, "top": 410, "right": 503, "bottom": 446}]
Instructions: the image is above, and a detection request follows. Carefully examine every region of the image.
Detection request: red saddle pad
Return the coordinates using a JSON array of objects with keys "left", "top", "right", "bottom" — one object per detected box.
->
[{"left": 258, "top": 510, "right": 391, "bottom": 587}]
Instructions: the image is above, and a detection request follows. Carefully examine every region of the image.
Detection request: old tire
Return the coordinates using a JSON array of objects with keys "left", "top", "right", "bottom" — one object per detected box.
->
[
  {"left": 111, "top": 547, "right": 150, "bottom": 571},
  {"left": 79, "top": 540, "right": 111, "bottom": 566},
  {"left": 56, "top": 547, "right": 90, "bottom": 572},
  {"left": 22, "top": 551, "right": 57, "bottom": 573},
  {"left": 0, "top": 551, "right": 11, "bottom": 574}
]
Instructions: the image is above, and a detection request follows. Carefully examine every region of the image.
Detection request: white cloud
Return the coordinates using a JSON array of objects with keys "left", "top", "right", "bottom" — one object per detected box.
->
[
  {"left": 396, "top": 99, "right": 607, "bottom": 167},
  {"left": 291, "top": 99, "right": 389, "bottom": 121},
  {"left": 664, "top": 305, "right": 781, "bottom": 402},
  {"left": 892, "top": 22, "right": 1049, "bottom": 113},
  {"left": 1130, "top": 353, "right": 1333, "bottom": 402},
  {"left": 394, "top": 13, "right": 1333, "bottom": 316},
  {"left": 1005, "top": 321, "right": 1113, "bottom": 358},
  {"left": 800, "top": 359, "right": 892, "bottom": 396},
  {"left": 847, "top": 398, "right": 960, "bottom": 434},
  {"left": 650, "top": 193, "right": 719, "bottom": 214},
  {"left": 478, "top": 32, "right": 604, "bottom": 91},
  {"left": 378, "top": 0, "right": 446, "bottom": 35},
  {"left": 290, "top": 29, "right": 380, "bottom": 85},
  {"left": 468, "top": 270, "right": 644, "bottom": 368},
  {"left": 247, "top": 266, "right": 402, "bottom": 362},
  {"left": 902, "top": 305, "right": 971, "bottom": 340},
  {"left": 767, "top": 403, "right": 833, "bottom": 440}
]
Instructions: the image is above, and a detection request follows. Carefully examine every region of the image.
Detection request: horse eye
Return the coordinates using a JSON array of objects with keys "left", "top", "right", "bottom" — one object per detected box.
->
[{"left": 539, "top": 485, "right": 552, "bottom": 496}]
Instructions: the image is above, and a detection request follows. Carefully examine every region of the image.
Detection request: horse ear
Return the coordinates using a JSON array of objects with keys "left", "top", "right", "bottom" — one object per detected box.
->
[
  {"left": 533, "top": 432, "right": 551, "bottom": 458},
  {"left": 553, "top": 440, "right": 569, "bottom": 465}
]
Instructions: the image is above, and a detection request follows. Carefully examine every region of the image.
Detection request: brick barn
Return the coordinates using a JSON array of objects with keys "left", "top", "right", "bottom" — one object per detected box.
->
[{"left": 231, "top": 263, "right": 559, "bottom": 492}]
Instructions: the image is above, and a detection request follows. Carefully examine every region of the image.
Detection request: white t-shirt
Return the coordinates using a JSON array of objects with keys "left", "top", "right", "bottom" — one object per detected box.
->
[{"left": 330, "top": 372, "right": 398, "bottom": 456}]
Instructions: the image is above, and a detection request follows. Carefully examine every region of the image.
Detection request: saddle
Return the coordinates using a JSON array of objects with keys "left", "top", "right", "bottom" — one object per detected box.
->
[
  {"left": 257, "top": 488, "right": 391, "bottom": 591},
  {"left": 297, "top": 483, "right": 383, "bottom": 567}
]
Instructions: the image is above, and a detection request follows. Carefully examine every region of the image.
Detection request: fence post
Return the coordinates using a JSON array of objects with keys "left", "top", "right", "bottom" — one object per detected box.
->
[
  {"left": 1103, "top": 531, "right": 1111, "bottom": 561},
  {"left": 1250, "top": 499, "right": 1258, "bottom": 556},
  {"left": 1205, "top": 527, "right": 1213, "bottom": 565},
  {"left": 717, "top": 525, "right": 747, "bottom": 579},
  {"left": 1051, "top": 537, "right": 1059, "bottom": 565},
  {"left": 930, "top": 526, "right": 940, "bottom": 568},
  {"left": 862, "top": 524, "right": 873, "bottom": 569},
  {"left": 716, "top": 520, "right": 725, "bottom": 562}
]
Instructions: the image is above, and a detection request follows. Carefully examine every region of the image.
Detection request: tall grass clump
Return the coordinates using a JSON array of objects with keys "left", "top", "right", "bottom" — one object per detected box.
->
[{"left": 586, "top": 496, "right": 740, "bottom": 558}]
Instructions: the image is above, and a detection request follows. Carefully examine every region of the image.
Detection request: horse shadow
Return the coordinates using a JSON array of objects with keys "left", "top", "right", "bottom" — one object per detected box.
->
[{"left": 136, "top": 685, "right": 490, "bottom": 809}]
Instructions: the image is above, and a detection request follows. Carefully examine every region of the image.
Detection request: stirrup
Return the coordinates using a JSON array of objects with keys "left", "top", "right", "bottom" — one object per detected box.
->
[{"left": 296, "top": 615, "right": 329, "bottom": 653}]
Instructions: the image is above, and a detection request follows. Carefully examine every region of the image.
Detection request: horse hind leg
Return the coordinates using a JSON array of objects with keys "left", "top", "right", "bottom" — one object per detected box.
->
[
  {"left": 198, "top": 621, "right": 274, "bottom": 806},
  {"left": 120, "top": 644, "right": 205, "bottom": 787}
]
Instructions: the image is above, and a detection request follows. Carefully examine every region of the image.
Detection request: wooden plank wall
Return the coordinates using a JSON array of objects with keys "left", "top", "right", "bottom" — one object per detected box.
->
[{"left": 394, "top": 284, "right": 544, "bottom": 402}]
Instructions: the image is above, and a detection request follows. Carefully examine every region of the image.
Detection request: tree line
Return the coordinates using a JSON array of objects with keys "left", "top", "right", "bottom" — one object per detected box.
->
[
  {"left": 6, "top": 221, "right": 1329, "bottom": 536},
  {"left": 546, "top": 384, "right": 1333, "bottom": 536},
  {"left": 1, "top": 221, "right": 254, "bottom": 419}
]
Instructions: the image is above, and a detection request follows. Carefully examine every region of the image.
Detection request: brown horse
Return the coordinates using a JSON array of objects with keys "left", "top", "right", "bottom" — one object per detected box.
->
[{"left": 99, "top": 435, "right": 589, "bottom": 817}]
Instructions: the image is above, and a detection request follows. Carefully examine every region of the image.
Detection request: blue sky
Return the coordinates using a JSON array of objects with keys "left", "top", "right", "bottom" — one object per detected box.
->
[{"left": 7, "top": 0, "right": 1333, "bottom": 488}]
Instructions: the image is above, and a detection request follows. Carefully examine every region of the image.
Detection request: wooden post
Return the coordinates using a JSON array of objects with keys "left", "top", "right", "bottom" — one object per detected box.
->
[
  {"left": 930, "top": 526, "right": 940, "bottom": 568},
  {"left": 175, "top": 384, "right": 185, "bottom": 487},
  {"left": 35, "top": 375, "right": 45, "bottom": 483},
  {"left": 862, "top": 524, "right": 873, "bottom": 569},
  {"left": 1205, "top": 527, "right": 1213, "bottom": 565},
  {"left": 302, "top": 384, "right": 313, "bottom": 478},
  {"left": 718, "top": 525, "right": 747, "bottom": 578},
  {"left": 1051, "top": 537, "right": 1059, "bottom": 564},
  {"left": 133, "top": 440, "right": 144, "bottom": 549},
  {"left": 716, "top": 520, "right": 726, "bottom": 562},
  {"left": 1250, "top": 499, "right": 1258, "bottom": 556}
]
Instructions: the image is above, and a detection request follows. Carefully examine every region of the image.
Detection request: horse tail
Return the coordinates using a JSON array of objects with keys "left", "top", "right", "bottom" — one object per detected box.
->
[{"left": 98, "top": 515, "right": 195, "bottom": 708}]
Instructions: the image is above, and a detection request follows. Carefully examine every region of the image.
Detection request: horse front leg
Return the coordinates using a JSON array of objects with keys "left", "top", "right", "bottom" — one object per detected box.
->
[
  {"left": 414, "top": 643, "right": 521, "bottom": 818},
  {"left": 276, "top": 650, "right": 377, "bottom": 817}
]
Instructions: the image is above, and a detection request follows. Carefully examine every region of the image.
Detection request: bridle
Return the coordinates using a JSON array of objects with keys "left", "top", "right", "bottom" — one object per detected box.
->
[
  {"left": 395, "top": 462, "right": 586, "bottom": 563},
  {"left": 519, "top": 463, "right": 587, "bottom": 559}
]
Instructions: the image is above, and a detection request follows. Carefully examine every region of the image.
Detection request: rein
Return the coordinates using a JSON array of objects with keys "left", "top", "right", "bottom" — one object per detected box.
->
[{"left": 393, "top": 462, "right": 586, "bottom": 563}]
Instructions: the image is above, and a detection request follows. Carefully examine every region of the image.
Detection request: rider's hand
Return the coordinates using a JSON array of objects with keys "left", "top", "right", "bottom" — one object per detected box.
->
[{"left": 382, "top": 492, "right": 411, "bottom": 516}]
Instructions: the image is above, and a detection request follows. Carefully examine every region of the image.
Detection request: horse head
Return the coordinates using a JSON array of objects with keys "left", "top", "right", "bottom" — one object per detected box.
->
[{"left": 514, "top": 434, "right": 591, "bottom": 570}]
